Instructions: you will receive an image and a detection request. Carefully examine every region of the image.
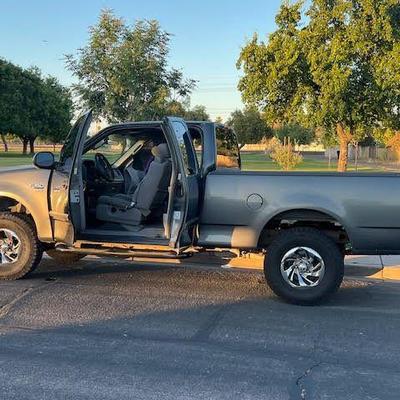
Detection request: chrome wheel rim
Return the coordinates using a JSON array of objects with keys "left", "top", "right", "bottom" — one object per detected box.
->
[
  {"left": 0, "top": 229, "right": 21, "bottom": 264},
  {"left": 280, "top": 247, "right": 325, "bottom": 288}
]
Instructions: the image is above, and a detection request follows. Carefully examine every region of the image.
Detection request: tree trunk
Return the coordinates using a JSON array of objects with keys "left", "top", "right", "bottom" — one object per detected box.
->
[
  {"left": 29, "top": 137, "right": 35, "bottom": 154},
  {"left": 337, "top": 123, "right": 352, "bottom": 172},
  {"left": 354, "top": 142, "right": 359, "bottom": 171},
  {"left": 328, "top": 150, "right": 331, "bottom": 169},
  {"left": 22, "top": 138, "right": 28, "bottom": 155},
  {"left": 1, "top": 134, "right": 8, "bottom": 152}
]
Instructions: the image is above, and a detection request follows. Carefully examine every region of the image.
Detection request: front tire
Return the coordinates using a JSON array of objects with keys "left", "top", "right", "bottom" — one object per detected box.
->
[
  {"left": 0, "top": 212, "right": 42, "bottom": 280},
  {"left": 264, "top": 227, "right": 344, "bottom": 305}
]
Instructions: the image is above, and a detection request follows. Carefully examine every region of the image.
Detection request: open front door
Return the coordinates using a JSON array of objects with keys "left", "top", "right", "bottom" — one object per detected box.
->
[
  {"left": 50, "top": 111, "right": 92, "bottom": 245},
  {"left": 163, "top": 117, "right": 201, "bottom": 250}
]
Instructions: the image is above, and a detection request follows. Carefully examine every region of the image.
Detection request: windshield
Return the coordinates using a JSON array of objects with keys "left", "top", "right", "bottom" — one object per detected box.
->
[{"left": 83, "top": 134, "right": 137, "bottom": 165}]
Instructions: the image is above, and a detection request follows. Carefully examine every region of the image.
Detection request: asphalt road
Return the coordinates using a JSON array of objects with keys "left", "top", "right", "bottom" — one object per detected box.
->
[{"left": 0, "top": 257, "right": 400, "bottom": 400}]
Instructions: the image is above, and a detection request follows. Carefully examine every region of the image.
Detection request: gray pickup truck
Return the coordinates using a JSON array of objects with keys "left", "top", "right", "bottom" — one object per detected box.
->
[{"left": 0, "top": 111, "right": 398, "bottom": 304}]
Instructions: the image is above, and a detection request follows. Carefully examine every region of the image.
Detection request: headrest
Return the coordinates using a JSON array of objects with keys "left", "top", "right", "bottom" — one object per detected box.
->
[{"left": 151, "top": 143, "right": 170, "bottom": 162}]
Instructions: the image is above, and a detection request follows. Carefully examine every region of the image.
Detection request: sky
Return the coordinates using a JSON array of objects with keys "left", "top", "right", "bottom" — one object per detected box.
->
[{"left": 0, "top": 0, "right": 284, "bottom": 120}]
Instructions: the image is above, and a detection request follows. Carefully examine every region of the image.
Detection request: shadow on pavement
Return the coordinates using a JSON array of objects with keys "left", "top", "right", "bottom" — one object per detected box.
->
[{"left": 0, "top": 257, "right": 399, "bottom": 399}]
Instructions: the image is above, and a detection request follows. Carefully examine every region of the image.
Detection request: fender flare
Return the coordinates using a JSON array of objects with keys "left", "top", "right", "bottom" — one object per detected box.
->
[
  {"left": 0, "top": 192, "right": 53, "bottom": 242},
  {"left": 257, "top": 207, "right": 353, "bottom": 246}
]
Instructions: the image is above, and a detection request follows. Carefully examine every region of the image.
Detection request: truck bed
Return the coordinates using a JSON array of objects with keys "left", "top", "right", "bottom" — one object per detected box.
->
[{"left": 198, "top": 169, "right": 400, "bottom": 254}]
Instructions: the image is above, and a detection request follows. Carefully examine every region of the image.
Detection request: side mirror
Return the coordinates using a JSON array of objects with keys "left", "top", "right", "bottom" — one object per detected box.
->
[{"left": 33, "top": 152, "right": 55, "bottom": 170}]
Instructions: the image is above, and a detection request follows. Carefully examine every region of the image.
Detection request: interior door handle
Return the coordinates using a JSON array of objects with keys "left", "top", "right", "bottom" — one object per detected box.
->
[{"left": 176, "top": 181, "right": 184, "bottom": 197}]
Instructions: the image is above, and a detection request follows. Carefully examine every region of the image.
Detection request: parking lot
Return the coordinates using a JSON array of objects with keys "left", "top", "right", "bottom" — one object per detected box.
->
[{"left": 0, "top": 256, "right": 399, "bottom": 399}]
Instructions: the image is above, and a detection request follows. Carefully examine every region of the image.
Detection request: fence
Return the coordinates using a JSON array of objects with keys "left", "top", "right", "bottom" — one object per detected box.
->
[
  {"left": 241, "top": 143, "right": 326, "bottom": 152},
  {"left": 1, "top": 144, "right": 63, "bottom": 152},
  {"left": 326, "top": 146, "right": 400, "bottom": 162}
]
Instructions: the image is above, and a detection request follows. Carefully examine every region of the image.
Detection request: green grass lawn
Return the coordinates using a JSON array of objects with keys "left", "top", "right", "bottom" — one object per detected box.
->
[
  {"left": 0, "top": 152, "right": 37, "bottom": 167},
  {"left": 0, "top": 150, "right": 394, "bottom": 172},
  {"left": 241, "top": 152, "right": 391, "bottom": 172}
]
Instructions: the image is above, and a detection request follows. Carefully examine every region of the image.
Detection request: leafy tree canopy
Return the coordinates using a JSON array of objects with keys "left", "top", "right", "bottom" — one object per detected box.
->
[
  {"left": 274, "top": 124, "right": 315, "bottom": 145},
  {"left": 237, "top": 0, "right": 400, "bottom": 171},
  {"left": 40, "top": 76, "right": 74, "bottom": 145},
  {"left": 0, "top": 59, "right": 73, "bottom": 153},
  {"left": 227, "top": 108, "right": 273, "bottom": 144},
  {"left": 164, "top": 102, "right": 210, "bottom": 121},
  {"left": 184, "top": 105, "right": 210, "bottom": 121},
  {"left": 66, "top": 9, "right": 196, "bottom": 122}
]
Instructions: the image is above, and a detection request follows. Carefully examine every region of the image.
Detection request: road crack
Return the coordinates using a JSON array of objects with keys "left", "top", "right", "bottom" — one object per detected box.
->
[
  {"left": 0, "top": 282, "right": 54, "bottom": 320},
  {"left": 296, "top": 362, "right": 322, "bottom": 399},
  {"left": 191, "top": 304, "right": 230, "bottom": 342}
]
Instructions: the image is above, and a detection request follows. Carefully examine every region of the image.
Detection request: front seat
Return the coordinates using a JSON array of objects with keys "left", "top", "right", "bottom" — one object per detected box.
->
[
  {"left": 96, "top": 143, "right": 172, "bottom": 226},
  {"left": 123, "top": 150, "right": 154, "bottom": 194}
]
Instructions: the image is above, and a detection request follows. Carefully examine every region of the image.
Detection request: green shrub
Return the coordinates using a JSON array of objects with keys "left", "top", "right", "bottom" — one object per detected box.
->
[{"left": 270, "top": 137, "right": 303, "bottom": 171}]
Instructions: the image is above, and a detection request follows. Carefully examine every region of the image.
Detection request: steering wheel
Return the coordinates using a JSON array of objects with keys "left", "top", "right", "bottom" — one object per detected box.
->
[{"left": 94, "top": 153, "right": 114, "bottom": 181}]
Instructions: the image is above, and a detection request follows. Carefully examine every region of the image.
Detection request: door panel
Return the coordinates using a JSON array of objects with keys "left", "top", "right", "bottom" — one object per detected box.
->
[
  {"left": 68, "top": 111, "right": 92, "bottom": 234},
  {"left": 49, "top": 169, "right": 72, "bottom": 244},
  {"left": 49, "top": 111, "right": 92, "bottom": 244},
  {"left": 163, "top": 117, "right": 201, "bottom": 248}
]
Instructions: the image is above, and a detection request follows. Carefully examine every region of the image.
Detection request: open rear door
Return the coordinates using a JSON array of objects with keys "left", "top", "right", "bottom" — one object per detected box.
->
[
  {"left": 163, "top": 117, "right": 201, "bottom": 250},
  {"left": 50, "top": 111, "right": 92, "bottom": 244}
]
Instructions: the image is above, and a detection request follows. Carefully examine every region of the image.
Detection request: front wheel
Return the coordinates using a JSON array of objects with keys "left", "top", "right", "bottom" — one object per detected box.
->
[
  {"left": 0, "top": 212, "right": 42, "bottom": 280},
  {"left": 264, "top": 227, "right": 344, "bottom": 305}
]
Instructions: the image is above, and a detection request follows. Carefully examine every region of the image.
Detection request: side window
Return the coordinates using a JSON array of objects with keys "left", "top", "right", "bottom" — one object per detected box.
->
[
  {"left": 215, "top": 126, "right": 240, "bottom": 169},
  {"left": 171, "top": 121, "right": 198, "bottom": 176},
  {"left": 189, "top": 127, "right": 203, "bottom": 168}
]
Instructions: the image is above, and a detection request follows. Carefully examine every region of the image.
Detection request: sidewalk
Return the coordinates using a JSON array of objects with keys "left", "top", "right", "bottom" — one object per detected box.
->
[
  {"left": 185, "top": 252, "right": 400, "bottom": 281},
  {"left": 345, "top": 255, "right": 400, "bottom": 280}
]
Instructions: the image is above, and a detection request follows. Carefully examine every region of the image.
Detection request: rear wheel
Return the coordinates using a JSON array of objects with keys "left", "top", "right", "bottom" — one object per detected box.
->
[
  {"left": 0, "top": 212, "right": 42, "bottom": 280},
  {"left": 264, "top": 227, "right": 344, "bottom": 305}
]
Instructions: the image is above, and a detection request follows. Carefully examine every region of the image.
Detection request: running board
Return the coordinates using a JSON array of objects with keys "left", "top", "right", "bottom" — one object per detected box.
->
[{"left": 55, "top": 244, "right": 192, "bottom": 259}]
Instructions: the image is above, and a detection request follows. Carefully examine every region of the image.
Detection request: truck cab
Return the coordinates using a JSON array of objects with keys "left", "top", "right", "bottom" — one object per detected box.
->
[{"left": 46, "top": 111, "right": 234, "bottom": 256}]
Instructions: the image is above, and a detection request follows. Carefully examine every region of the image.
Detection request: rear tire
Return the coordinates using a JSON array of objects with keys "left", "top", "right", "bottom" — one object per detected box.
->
[
  {"left": 46, "top": 250, "right": 85, "bottom": 265},
  {"left": 264, "top": 227, "right": 344, "bottom": 305},
  {"left": 0, "top": 212, "right": 42, "bottom": 280}
]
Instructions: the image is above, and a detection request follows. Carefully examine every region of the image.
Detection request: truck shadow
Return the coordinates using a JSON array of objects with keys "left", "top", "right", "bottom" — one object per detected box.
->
[
  {"left": 1, "top": 257, "right": 400, "bottom": 400},
  {"left": 29, "top": 256, "right": 383, "bottom": 309}
]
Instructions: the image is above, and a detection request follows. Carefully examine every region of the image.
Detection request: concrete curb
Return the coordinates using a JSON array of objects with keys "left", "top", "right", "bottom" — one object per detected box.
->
[
  {"left": 344, "top": 264, "right": 400, "bottom": 281},
  {"left": 184, "top": 252, "right": 400, "bottom": 282}
]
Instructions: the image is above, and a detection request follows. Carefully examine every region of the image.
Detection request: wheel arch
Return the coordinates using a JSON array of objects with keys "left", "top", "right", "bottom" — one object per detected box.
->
[
  {"left": 257, "top": 208, "right": 352, "bottom": 250},
  {"left": 0, "top": 194, "right": 49, "bottom": 241},
  {"left": 0, "top": 196, "right": 19, "bottom": 211}
]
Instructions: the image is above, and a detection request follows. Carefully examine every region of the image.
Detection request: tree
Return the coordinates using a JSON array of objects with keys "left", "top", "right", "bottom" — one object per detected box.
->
[
  {"left": 0, "top": 59, "right": 24, "bottom": 151},
  {"left": 184, "top": 105, "right": 210, "bottom": 121},
  {"left": 39, "top": 76, "right": 74, "bottom": 149},
  {"left": 227, "top": 108, "right": 272, "bottom": 144},
  {"left": 237, "top": 0, "right": 400, "bottom": 171},
  {"left": 0, "top": 135, "right": 7, "bottom": 152},
  {"left": 66, "top": 9, "right": 196, "bottom": 122},
  {"left": 22, "top": 72, "right": 73, "bottom": 153},
  {"left": 0, "top": 59, "right": 73, "bottom": 153},
  {"left": 0, "top": 61, "right": 42, "bottom": 153},
  {"left": 274, "top": 124, "right": 315, "bottom": 145},
  {"left": 19, "top": 67, "right": 50, "bottom": 154},
  {"left": 164, "top": 102, "right": 210, "bottom": 121},
  {"left": 371, "top": 3, "right": 400, "bottom": 152}
]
